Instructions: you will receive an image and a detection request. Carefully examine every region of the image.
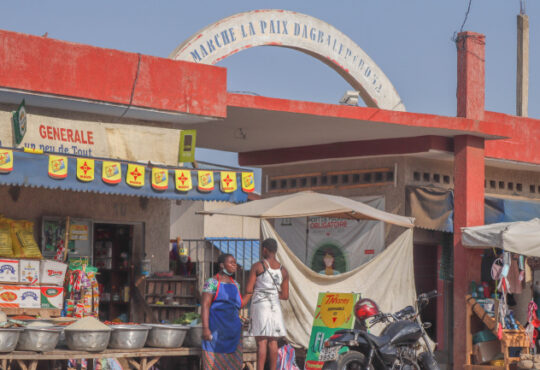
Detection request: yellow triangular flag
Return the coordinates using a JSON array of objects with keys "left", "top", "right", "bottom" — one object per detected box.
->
[
  {"left": 48, "top": 155, "right": 68, "bottom": 179},
  {"left": 0, "top": 150, "right": 13, "bottom": 173},
  {"left": 102, "top": 161, "right": 121, "bottom": 184},
  {"left": 242, "top": 172, "right": 255, "bottom": 193},
  {"left": 175, "top": 170, "right": 192, "bottom": 192},
  {"left": 126, "top": 164, "right": 145, "bottom": 188},
  {"left": 76, "top": 158, "right": 94, "bottom": 182},
  {"left": 220, "top": 171, "right": 237, "bottom": 193},
  {"left": 152, "top": 168, "right": 169, "bottom": 191},
  {"left": 198, "top": 171, "right": 214, "bottom": 192}
]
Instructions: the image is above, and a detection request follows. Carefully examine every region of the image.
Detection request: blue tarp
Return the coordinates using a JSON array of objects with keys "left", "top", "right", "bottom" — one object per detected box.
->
[
  {"left": 206, "top": 238, "right": 259, "bottom": 268},
  {"left": 0, "top": 149, "right": 249, "bottom": 203}
]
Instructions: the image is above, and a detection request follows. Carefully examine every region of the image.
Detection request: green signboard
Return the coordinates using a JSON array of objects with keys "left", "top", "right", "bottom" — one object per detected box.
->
[
  {"left": 12, "top": 99, "right": 27, "bottom": 145},
  {"left": 178, "top": 130, "right": 196, "bottom": 163},
  {"left": 305, "top": 292, "right": 360, "bottom": 370}
]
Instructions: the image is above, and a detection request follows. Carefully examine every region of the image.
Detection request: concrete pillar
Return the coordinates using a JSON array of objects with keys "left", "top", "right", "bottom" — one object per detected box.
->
[
  {"left": 517, "top": 14, "right": 529, "bottom": 117},
  {"left": 453, "top": 31, "right": 486, "bottom": 368}
]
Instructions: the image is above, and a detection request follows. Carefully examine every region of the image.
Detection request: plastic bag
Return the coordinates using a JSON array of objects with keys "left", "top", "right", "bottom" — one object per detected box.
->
[{"left": 0, "top": 217, "right": 13, "bottom": 257}]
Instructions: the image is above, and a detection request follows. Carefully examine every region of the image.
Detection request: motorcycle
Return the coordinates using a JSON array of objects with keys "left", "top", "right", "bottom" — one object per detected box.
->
[{"left": 320, "top": 291, "right": 440, "bottom": 370}]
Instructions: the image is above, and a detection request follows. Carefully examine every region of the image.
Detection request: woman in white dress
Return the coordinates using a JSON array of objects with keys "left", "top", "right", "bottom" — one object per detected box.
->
[{"left": 243, "top": 238, "right": 289, "bottom": 370}]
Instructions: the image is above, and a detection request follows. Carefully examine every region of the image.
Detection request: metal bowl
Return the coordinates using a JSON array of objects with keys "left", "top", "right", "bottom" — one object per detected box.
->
[
  {"left": 0, "top": 328, "right": 23, "bottom": 353},
  {"left": 183, "top": 325, "right": 202, "bottom": 347},
  {"left": 108, "top": 325, "right": 150, "bottom": 350},
  {"left": 145, "top": 324, "right": 189, "bottom": 348},
  {"left": 64, "top": 329, "right": 111, "bottom": 352},
  {"left": 17, "top": 326, "right": 62, "bottom": 352}
]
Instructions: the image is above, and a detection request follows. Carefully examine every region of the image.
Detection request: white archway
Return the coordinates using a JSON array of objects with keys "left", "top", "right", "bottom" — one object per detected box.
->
[{"left": 171, "top": 9, "right": 405, "bottom": 111}]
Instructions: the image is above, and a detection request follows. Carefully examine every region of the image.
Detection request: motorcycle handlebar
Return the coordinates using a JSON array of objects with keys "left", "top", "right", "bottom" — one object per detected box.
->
[{"left": 425, "top": 290, "right": 438, "bottom": 299}]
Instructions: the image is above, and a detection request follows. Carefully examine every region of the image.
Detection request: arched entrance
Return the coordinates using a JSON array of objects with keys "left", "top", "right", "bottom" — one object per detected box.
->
[{"left": 171, "top": 9, "right": 405, "bottom": 111}]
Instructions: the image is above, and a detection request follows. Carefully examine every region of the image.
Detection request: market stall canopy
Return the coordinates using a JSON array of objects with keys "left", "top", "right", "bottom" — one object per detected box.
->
[
  {"left": 462, "top": 218, "right": 540, "bottom": 257},
  {"left": 200, "top": 191, "right": 415, "bottom": 228}
]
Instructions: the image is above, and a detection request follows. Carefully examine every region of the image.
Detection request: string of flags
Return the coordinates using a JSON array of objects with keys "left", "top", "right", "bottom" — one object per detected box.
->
[{"left": 0, "top": 149, "right": 255, "bottom": 193}]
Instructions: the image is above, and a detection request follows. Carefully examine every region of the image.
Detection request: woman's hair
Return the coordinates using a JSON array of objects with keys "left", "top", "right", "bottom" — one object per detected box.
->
[
  {"left": 218, "top": 253, "right": 234, "bottom": 267},
  {"left": 262, "top": 238, "right": 278, "bottom": 253},
  {"left": 323, "top": 249, "right": 335, "bottom": 258}
]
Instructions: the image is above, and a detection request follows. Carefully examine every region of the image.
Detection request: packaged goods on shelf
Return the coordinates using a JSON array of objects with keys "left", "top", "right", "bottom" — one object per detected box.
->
[
  {"left": 0, "top": 218, "right": 13, "bottom": 258},
  {"left": 41, "top": 286, "right": 64, "bottom": 309},
  {"left": 0, "top": 259, "right": 19, "bottom": 283},
  {"left": 11, "top": 221, "right": 42, "bottom": 259},
  {"left": 0, "top": 285, "right": 20, "bottom": 308},
  {"left": 19, "top": 286, "right": 41, "bottom": 308},
  {"left": 19, "top": 259, "right": 40, "bottom": 285},
  {"left": 40, "top": 260, "right": 67, "bottom": 286}
]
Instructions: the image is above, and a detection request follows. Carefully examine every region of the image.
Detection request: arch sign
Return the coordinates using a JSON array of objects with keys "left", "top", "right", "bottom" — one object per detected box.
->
[{"left": 171, "top": 9, "right": 405, "bottom": 111}]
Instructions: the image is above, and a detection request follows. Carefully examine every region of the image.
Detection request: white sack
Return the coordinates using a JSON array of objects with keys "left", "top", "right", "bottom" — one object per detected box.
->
[{"left": 263, "top": 220, "right": 417, "bottom": 348}]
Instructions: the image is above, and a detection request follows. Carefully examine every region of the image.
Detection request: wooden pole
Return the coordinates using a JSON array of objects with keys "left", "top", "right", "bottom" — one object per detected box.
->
[
  {"left": 63, "top": 217, "right": 70, "bottom": 262},
  {"left": 517, "top": 13, "right": 529, "bottom": 117}
]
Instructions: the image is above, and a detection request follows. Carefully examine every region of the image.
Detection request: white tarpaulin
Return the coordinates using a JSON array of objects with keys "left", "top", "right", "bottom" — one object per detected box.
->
[
  {"left": 263, "top": 220, "right": 417, "bottom": 348},
  {"left": 275, "top": 196, "right": 385, "bottom": 273},
  {"left": 462, "top": 218, "right": 540, "bottom": 257}
]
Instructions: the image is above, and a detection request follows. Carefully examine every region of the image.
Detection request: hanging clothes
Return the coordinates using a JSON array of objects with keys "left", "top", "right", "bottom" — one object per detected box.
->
[
  {"left": 201, "top": 276, "right": 243, "bottom": 370},
  {"left": 508, "top": 254, "right": 523, "bottom": 294}
]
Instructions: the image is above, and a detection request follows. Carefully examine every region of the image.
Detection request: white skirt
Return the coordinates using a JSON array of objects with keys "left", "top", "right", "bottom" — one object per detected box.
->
[{"left": 250, "top": 291, "right": 286, "bottom": 338}]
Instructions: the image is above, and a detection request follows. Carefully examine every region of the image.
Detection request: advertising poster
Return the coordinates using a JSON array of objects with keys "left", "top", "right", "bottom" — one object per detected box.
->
[
  {"left": 305, "top": 292, "right": 360, "bottom": 370},
  {"left": 275, "top": 196, "right": 385, "bottom": 274}
]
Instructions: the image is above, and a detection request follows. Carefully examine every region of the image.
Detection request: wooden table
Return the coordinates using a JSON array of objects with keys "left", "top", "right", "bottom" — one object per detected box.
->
[{"left": 0, "top": 347, "right": 201, "bottom": 370}]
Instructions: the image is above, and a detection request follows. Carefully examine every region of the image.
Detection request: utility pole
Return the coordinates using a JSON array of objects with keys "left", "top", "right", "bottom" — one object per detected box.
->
[{"left": 517, "top": 1, "right": 529, "bottom": 117}]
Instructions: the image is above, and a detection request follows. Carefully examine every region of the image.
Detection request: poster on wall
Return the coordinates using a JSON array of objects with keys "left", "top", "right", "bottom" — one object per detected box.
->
[
  {"left": 275, "top": 196, "right": 385, "bottom": 274},
  {"left": 305, "top": 292, "right": 360, "bottom": 370}
]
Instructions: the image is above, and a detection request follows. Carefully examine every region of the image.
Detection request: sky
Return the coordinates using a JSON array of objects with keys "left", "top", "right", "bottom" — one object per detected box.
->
[{"left": 1, "top": 0, "right": 537, "bottom": 191}]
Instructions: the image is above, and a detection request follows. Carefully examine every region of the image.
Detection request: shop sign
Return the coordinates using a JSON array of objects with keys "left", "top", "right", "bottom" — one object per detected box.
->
[
  {"left": 48, "top": 155, "right": 68, "bottom": 179},
  {"left": 126, "top": 164, "right": 145, "bottom": 188},
  {"left": 220, "top": 171, "right": 237, "bottom": 193},
  {"left": 305, "top": 292, "right": 359, "bottom": 370},
  {"left": 69, "top": 224, "right": 89, "bottom": 241},
  {"left": 242, "top": 172, "right": 255, "bottom": 193},
  {"left": 102, "top": 161, "right": 121, "bottom": 185},
  {"left": 12, "top": 100, "right": 27, "bottom": 145},
  {"left": 76, "top": 158, "right": 94, "bottom": 182},
  {"left": 0, "top": 150, "right": 13, "bottom": 173},
  {"left": 175, "top": 170, "right": 192, "bottom": 192},
  {"left": 152, "top": 168, "right": 169, "bottom": 191},
  {"left": 198, "top": 171, "right": 214, "bottom": 192},
  {"left": 172, "top": 10, "right": 404, "bottom": 111},
  {"left": 178, "top": 130, "right": 196, "bottom": 163},
  {"left": 0, "top": 110, "right": 182, "bottom": 166}
]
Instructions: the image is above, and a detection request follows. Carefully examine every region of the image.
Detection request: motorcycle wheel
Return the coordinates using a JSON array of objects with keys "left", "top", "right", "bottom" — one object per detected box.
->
[{"left": 335, "top": 350, "right": 374, "bottom": 370}]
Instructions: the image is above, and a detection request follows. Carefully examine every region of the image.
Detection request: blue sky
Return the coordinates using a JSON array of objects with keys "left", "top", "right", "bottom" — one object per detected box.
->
[{"left": 1, "top": 1, "right": 537, "bottom": 191}]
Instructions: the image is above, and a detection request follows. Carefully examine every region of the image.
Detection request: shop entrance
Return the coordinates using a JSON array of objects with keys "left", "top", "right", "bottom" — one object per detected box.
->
[
  {"left": 413, "top": 243, "right": 438, "bottom": 340},
  {"left": 93, "top": 223, "right": 134, "bottom": 322}
]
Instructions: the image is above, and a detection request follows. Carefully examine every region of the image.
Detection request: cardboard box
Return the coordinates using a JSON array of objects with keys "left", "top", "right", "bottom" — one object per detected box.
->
[
  {"left": 41, "top": 286, "right": 63, "bottom": 309},
  {"left": 473, "top": 340, "right": 500, "bottom": 364},
  {"left": 19, "top": 286, "right": 41, "bottom": 308},
  {"left": 40, "top": 260, "right": 67, "bottom": 286},
  {"left": 19, "top": 260, "right": 40, "bottom": 285},
  {"left": 0, "top": 259, "right": 19, "bottom": 283},
  {"left": 0, "top": 285, "right": 20, "bottom": 308}
]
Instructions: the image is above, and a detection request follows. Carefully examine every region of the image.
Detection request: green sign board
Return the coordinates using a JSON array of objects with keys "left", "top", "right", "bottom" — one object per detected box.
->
[
  {"left": 305, "top": 292, "right": 360, "bottom": 370},
  {"left": 178, "top": 130, "right": 196, "bottom": 163},
  {"left": 12, "top": 99, "right": 27, "bottom": 145}
]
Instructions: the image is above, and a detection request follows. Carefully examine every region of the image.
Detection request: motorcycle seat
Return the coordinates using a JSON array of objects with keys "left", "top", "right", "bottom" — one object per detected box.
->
[{"left": 365, "top": 333, "right": 391, "bottom": 348}]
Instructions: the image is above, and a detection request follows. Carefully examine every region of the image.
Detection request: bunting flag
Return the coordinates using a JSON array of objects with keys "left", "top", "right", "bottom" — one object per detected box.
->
[
  {"left": 126, "top": 164, "right": 145, "bottom": 188},
  {"left": 175, "top": 170, "right": 192, "bottom": 192},
  {"left": 0, "top": 149, "right": 13, "bottom": 173},
  {"left": 48, "top": 155, "right": 68, "bottom": 179},
  {"left": 220, "top": 171, "right": 237, "bottom": 193},
  {"left": 198, "top": 171, "right": 214, "bottom": 192},
  {"left": 242, "top": 172, "right": 255, "bottom": 193},
  {"left": 102, "top": 161, "right": 121, "bottom": 184},
  {"left": 152, "top": 168, "right": 169, "bottom": 191},
  {"left": 76, "top": 158, "right": 94, "bottom": 182}
]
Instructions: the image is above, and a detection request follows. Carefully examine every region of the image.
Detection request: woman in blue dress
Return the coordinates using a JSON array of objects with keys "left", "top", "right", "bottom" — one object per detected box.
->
[{"left": 201, "top": 253, "right": 244, "bottom": 369}]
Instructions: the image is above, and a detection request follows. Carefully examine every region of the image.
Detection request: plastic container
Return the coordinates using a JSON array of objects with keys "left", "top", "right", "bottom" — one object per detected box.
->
[
  {"left": 164, "top": 291, "right": 174, "bottom": 305},
  {"left": 141, "top": 259, "right": 151, "bottom": 277}
]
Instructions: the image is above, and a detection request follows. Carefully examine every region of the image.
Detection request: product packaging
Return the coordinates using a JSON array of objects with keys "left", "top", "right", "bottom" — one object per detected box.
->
[
  {"left": 41, "top": 286, "right": 64, "bottom": 309},
  {"left": 40, "top": 260, "right": 67, "bottom": 286},
  {"left": 0, "top": 259, "right": 19, "bottom": 283},
  {"left": 19, "top": 259, "right": 40, "bottom": 285},
  {"left": 19, "top": 287, "right": 41, "bottom": 308},
  {"left": 0, "top": 285, "right": 20, "bottom": 308}
]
